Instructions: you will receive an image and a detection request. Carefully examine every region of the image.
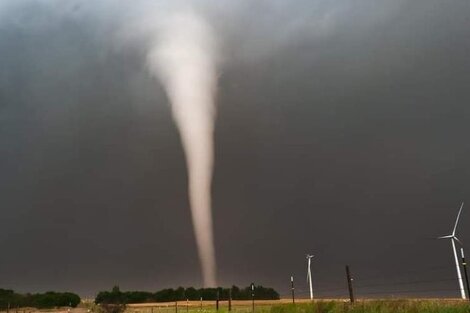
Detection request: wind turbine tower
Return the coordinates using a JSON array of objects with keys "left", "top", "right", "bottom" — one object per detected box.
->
[
  {"left": 306, "top": 254, "right": 314, "bottom": 300},
  {"left": 438, "top": 202, "right": 466, "bottom": 299}
]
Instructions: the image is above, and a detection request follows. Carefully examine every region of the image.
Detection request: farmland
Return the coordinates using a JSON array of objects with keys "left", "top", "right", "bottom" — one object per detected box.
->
[
  {"left": 122, "top": 300, "right": 470, "bottom": 313},
  {"left": 1, "top": 298, "right": 469, "bottom": 313}
]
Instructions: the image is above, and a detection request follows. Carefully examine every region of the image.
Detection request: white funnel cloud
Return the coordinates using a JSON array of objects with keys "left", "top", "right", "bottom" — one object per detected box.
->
[{"left": 147, "top": 9, "right": 217, "bottom": 287}]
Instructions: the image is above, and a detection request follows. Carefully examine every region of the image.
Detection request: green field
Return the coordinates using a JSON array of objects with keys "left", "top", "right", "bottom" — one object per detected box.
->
[
  {"left": 2, "top": 299, "right": 467, "bottom": 313},
  {"left": 122, "top": 301, "right": 470, "bottom": 313},
  {"left": 268, "top": 302, "right": 470, "bottom": 313}
]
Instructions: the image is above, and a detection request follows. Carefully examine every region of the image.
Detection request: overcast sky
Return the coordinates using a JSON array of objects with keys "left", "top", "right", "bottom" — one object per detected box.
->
[{"left": 1, "top": 0, "right": 470, "bottom": 298}]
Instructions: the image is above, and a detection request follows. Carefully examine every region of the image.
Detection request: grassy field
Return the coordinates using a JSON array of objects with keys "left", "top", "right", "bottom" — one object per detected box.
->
[
  {"left": 2, "top": 299, "right": 469, "bottom": 313},
  {"left": 124, "top": 300, "right": 470, "bottom": 313}
]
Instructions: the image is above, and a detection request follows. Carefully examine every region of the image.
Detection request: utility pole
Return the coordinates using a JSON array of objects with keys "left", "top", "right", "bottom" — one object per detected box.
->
[
  {"left": 345, "top": 265, "right": 355, "bottom": 303},
  {"left": 251, "top": 283, "right": 255, "bottom": 313},
  {"left": 461, "top": 248, "right": 470, "bottom": 300},
  {"left": 228, "top": 288, "right": 232, "bottom": 311},
  {"left": 290, "top": 276, "right": 295, "bottom": 304}
]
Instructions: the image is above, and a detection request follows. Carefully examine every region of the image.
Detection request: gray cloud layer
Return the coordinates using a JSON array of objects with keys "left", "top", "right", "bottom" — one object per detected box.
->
[{"left": 1, "top": 0, "right": 470, "bottom": 297}]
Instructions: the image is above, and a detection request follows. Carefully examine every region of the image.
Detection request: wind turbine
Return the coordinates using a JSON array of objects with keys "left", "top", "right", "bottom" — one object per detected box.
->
[
  {"left": 438, "top": 202, "right": 466, "bottom": 299},
  {"left": 306, "top": 254, "right": 314, "bottom": 300}
]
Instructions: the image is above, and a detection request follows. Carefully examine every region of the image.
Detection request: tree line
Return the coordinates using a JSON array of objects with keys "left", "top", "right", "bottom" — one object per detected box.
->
[
  {"left": 0, "top": 289, "right": 81, "bottom": 309},
  {"left": 95, "top": 285, "right": 280, "bottom": 304}
]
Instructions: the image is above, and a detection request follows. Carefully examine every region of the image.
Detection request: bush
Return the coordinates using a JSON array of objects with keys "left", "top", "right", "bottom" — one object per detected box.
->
[
  {"left": 0, "top": 289, "right": 80, "bottom": 309},
  {"left": 98, "top": 303, "right": 127, "bottom": 313},
  {"left": 95, "top": 285, "right": 280, "bottom": 304}
]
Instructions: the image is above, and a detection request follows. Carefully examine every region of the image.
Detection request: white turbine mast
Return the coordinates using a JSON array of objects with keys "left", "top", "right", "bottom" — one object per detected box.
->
[
  {"left": 438, "top": 202, "right": 466, "bottom": 299},
  {"left": 306, "top": 254, "right": 314, "bottom": 300}
]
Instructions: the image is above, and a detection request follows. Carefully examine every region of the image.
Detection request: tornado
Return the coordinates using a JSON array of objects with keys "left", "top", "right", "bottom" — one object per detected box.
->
[{"left": 146, "top": 10, "right": 218, "bottom": 287}]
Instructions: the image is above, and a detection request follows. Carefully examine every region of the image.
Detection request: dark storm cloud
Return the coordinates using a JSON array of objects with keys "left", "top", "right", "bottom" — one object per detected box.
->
[{"left": 1, "top": 0, "right": 470, "bottom": 298}]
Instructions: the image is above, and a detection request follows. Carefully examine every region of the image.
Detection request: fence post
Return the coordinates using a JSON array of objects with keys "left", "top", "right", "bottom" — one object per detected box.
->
[
  {"left": 345, "top": 265, "right": 355, "bottom": 303},
  {"left": 175, "top": 301, "right": 178, "bottom": 313},
  {"left": 228, "top": 288, "right": 232, "bottom": 312},
  {"left": 291, "top": 276, "right": 295, "bottom": 304},
  {"left": 251, "top": 283, "right": 255, "bottom": 313},
  {"left": 461, "top": 248, "right": 470, "bottom": 300}
]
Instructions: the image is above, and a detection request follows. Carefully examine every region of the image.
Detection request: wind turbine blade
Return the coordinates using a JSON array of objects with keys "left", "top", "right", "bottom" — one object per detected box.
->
[
  {"left": 438, "top": 235, "right": 453, "bottom": 239},
  {"left": 454, "top": 236, "right": 463, "bottom": 246},
  {"left": 453, "top": 202, "right": 464, "bottom": 236}
]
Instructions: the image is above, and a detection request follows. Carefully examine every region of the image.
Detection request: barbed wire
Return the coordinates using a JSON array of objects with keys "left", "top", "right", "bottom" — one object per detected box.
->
[{"left": 275, "top": 265, "right": 466, "bottom": 299}]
